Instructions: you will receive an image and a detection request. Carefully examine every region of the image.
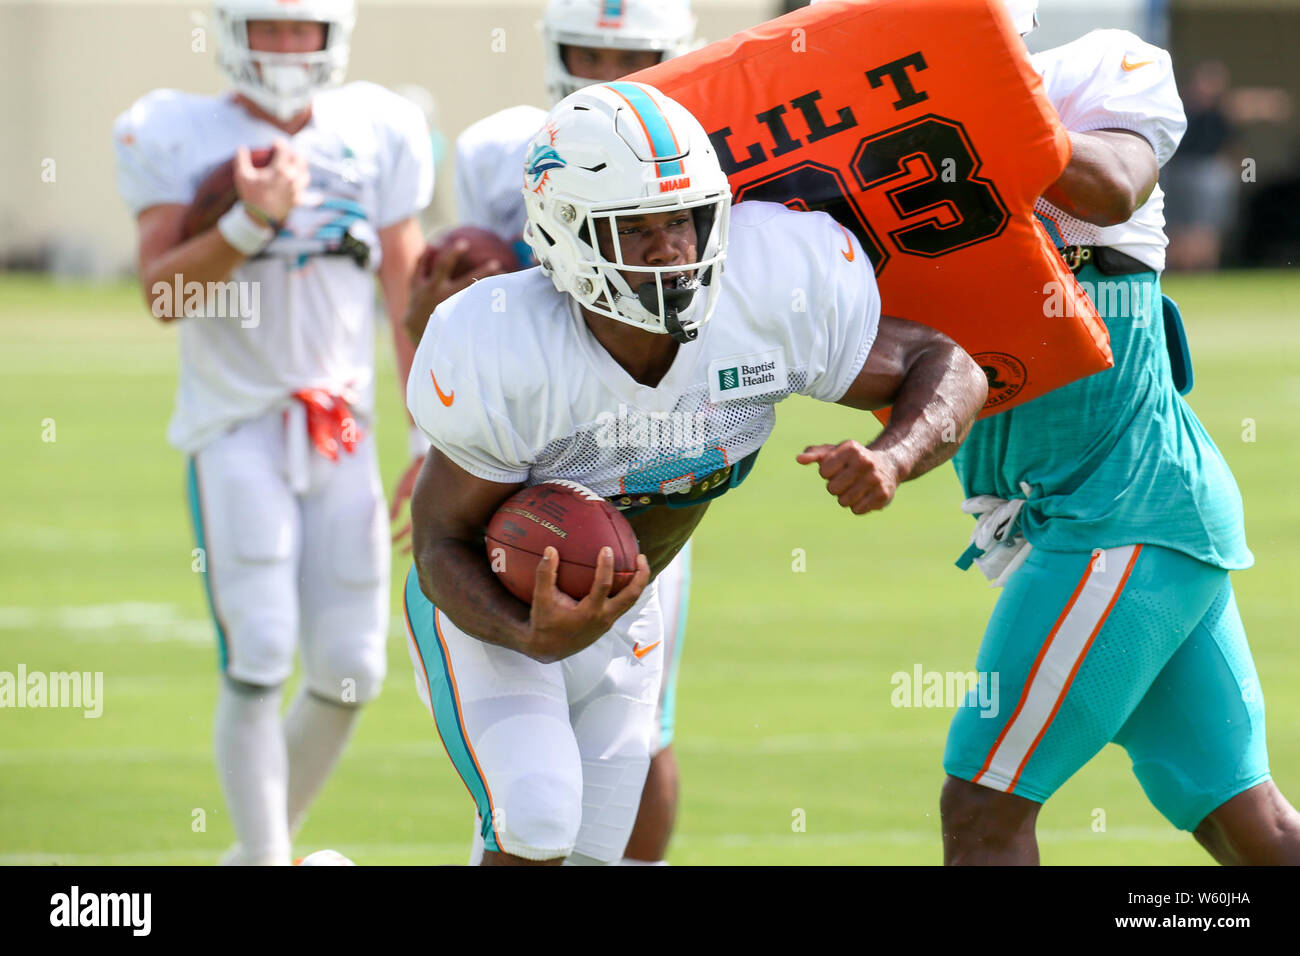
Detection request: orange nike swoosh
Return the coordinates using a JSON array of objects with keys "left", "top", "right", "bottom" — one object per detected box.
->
[
  {"left": 1121, "top": 57, "right": 1153, "bottom": 71},
  {"left": 839, "top": 225, "right": 855, "bottom": 262},
  {"left": 633, "top": 640, "right": 662, "bottom": 660},
  {"left": 430, "top": 369, "right": 454, "bottom": 407}
]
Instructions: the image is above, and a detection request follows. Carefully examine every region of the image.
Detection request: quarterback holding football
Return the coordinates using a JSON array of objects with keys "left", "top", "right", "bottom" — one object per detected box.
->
[{"left": 113, "top": 0, "right": 432, "bottom": 865}]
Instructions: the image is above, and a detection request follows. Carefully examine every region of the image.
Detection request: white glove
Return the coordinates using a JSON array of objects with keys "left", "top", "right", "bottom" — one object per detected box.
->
[{"left": 956, "top": 481, "right": 1034, "bottom": 587}]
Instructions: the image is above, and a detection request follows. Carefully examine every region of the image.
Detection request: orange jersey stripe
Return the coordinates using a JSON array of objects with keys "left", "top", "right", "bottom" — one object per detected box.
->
[{"left": 1005, "top": 545, "right": 1142, "bottom": 790}]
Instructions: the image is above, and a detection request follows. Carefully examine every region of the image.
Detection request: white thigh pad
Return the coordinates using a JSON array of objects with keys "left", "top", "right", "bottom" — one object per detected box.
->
[
  {"left": 562, "top": 588, "right": 664, "bottom": 863},
  {"left": 297, "top": 434, "right": 388, "bottom": 702},
  {"left": 432, "top": 609, "right": 584, "bottom": 861},
  {"left": 192, "top": 416, "right": 301, "bottom": 686}
]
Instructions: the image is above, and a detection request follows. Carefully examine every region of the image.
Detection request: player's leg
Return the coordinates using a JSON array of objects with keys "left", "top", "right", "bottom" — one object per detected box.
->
[
  {"left": 212, "top": 677, "right": 290, "bottom": 865},
  {"left": 624, "top": 541, "right": 690, "bottom": 864},
  {"left": 188, "top": 414, "right": 302, "bottom": 865},
  {"left": 282, "top": 689, "right": 362, "bottom": 836},
  {"left": 625, "top": 748, "right": 679, "bottom": 864},
  {"left": 1194, "top": 783, "right": 1300, "bottom": 865},
  {"left": 289, "top": 430, "right": 389, "bottom": 837},
  {"left": 940, "top": 777, "right": 1042, "bottom": 865},
  {"left": 1113, "top": 578, "right": 1300, "bottom": 864},
  {"left": 942, "top": 545, "right": 1225, "bottom": 864},
  {"left": 403, "top": 567, "right": 582, "bottom": 865},
  {"left": 564, "top": 577, "right": 664, "bottom": 865}
]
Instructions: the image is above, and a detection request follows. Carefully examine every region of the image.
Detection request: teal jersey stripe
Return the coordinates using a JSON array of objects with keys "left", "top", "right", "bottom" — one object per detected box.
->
[
  {"left": 403, "top": 566, "right": 501, "bottom": 853},
  {"left": 607, "top": 82, "right": 684, "bottom": 177},
  {"left": 185, "top": 458, "right": 229, "bottom": 672},
  {"left": 1033, "top": 209, "right": 1065, "bottom": 248}
]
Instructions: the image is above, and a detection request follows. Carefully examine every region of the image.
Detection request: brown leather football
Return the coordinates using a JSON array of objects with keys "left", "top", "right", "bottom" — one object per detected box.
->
[
  {"left": 417, "top": 225, "right": 521, "bottom": 281},
  {"left": 486, "top": 481, "right": 639, "bottom": 603},
  {"left": 179, "top": 147, "right": 275, "bottom": 240}
]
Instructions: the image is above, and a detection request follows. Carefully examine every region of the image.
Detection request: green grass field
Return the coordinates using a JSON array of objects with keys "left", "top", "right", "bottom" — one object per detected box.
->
[{"left": 1, "top": 271, "right": 1297, "bottom": 865}]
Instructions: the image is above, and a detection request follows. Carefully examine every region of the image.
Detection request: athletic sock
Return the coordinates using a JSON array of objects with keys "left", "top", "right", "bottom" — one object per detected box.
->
[
  {"left": 284, "top": 686, "right": 361, "bottom": 836},
  {"left": 619, "top": 858, "right": 669, "bottom": 866},
  {"left": 214, "top": 678, "right": 290, "bottom": 865}
]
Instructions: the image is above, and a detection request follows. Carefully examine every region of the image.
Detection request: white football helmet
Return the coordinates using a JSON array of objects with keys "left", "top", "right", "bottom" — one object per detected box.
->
[
  {"left": 811, "top": 0, "right": 1039, "bottom": 36},
  {"left": 540, "top": 0, "right": 697, "bottom": 105},
  {"left": 522, "top": 82, "right": 731, "bottom": 343},
  {"left": 1002, "top": 0, "right": 1039, "bottom": 35},
  {"left": 213, "top": 0, "right": 355, "bottom": 121}
]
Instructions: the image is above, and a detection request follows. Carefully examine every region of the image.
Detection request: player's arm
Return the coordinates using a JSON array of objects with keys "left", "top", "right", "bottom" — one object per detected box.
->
[
  {"left": 134, "top": 144, "right": 308, "bottom": 321},
  {"left": 379, "top": 216, "right": 437, "bottom": 545},
  {"left": 135, "top": 204, "right": 247, "bottom": 319},
  {"left": 410, "top": 448, "right": 650, "bottom": 663},
  {"left": 377, "top": 216, "right": 424, "bottom": 396},
  {"left": 1043, "top": 128, "right": 1159, "bottom": 227},
  {"left": 798, "top": 316, "right": 987, "bottom": 514}
]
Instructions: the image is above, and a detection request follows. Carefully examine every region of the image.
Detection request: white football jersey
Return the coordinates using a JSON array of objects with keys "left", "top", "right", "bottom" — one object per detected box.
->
[
  {"left": 408, "top": 202, "right": 879, "bottom": 507},
  {"left": 1031, "top": 30, "right": 1187, "bottom": 271},
  {"left": 453, "top": 104, "right": 547, "bottom": 260},
  {"left": 114, "top": 83, "right": 434, "bottom": 453}
]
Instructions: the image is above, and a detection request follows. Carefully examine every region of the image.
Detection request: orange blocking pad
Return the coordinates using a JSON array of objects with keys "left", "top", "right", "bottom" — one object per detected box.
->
[{"left": 636, "top": 0, "right": 1111, "bottom": 416}]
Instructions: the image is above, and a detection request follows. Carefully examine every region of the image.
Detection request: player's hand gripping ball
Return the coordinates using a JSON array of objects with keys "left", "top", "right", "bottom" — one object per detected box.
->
[
  {"left": 179, "top": 147, "right": 275, "bottom": 239},
  {"left": 405, "top": 225, "right": 522, "bottom": 344},
  {"left": 415, "top": 225, "right": 521, "bottom": 282},
  {"left": 486, "top": 481, "right": 639, "bottom": 603}
]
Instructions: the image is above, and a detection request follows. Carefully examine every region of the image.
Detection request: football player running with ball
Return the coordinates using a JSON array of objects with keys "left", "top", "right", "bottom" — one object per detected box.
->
[
  {"left": 113, "top": 0, "right": 433, "bottom": 865},
  {"left": 940, "top": 1, "right": 1300, "bottom": 864},
  {"left": 407, "top": 0, "right": 699, "bottom": 866},
  {"left": 403, "top": 81, "right": 989, "bottom": 865}
]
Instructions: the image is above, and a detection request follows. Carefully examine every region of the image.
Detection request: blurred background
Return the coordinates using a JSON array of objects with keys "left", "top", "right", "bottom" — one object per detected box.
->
[{"left": 1, "top": 0, "right": 1296, "bottom": 280}]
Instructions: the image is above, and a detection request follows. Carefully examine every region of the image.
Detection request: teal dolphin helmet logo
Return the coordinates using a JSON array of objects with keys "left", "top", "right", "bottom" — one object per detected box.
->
[{"left": 526, "top": 140, "right": 568, "bottom": 191}]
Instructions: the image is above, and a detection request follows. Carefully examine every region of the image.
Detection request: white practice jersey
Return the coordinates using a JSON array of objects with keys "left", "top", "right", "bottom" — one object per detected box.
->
[
  {"left": 408, "top": 202, "right": 879, "bottom": 507},
  {"left": 453, "top": 104, "right": 546, "bottom": 260},
  {"left": 1032, "top": 30, "right": 1187, "bottom": 271},
  {"left": 114, "top": 83, "right": 434, "bottom": 453}
]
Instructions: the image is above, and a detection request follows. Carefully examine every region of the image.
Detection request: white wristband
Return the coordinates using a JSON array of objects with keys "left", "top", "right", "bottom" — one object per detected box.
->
[
  {"left": 409, "top": 425, "right": 432, "bottom": 459},
  {"left": 217, "top": 202, "right": 275, "bottom": 257}
]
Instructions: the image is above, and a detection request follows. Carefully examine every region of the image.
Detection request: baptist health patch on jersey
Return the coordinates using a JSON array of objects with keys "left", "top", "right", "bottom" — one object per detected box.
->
[{"left": 708, "top": 349, "right": 788, "bottom": 403}]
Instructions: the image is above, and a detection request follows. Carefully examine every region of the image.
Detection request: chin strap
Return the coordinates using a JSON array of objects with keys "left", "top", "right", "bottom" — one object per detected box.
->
[
  {"left": 663, "top": 308, "right": 697, "bottom": 344},
  {"left": 637, "top": 283, "right": 698, "bottom": 343}
]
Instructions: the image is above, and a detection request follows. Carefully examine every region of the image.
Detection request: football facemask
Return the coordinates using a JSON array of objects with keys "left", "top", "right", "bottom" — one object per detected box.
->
[{"left": 213, "top": 0, "right": 355, "bottom": 121}]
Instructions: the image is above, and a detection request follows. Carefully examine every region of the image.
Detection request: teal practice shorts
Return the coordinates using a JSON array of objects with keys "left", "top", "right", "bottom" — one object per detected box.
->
[{"left": 944, "top": 544, "right": 1271, "bottom": 830}]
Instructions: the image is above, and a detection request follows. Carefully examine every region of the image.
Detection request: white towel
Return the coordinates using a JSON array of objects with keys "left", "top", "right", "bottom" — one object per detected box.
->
[{"left": 958, "top": 481, "right": 1035, "bottom": 587}]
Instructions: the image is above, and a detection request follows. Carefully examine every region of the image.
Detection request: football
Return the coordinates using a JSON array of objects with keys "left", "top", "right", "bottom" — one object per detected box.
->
[
  {"left": 294, "top": 849, "right": 357, "bottom": 866},
  {"left": 416, "top": 224, "right": 521, "bottom": 281},
  {"left": 179, "top": 147, "right": 275, "bottom": 240},
  {"left": 486, "top": 480, "right": 640, "bottom": 603}
]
